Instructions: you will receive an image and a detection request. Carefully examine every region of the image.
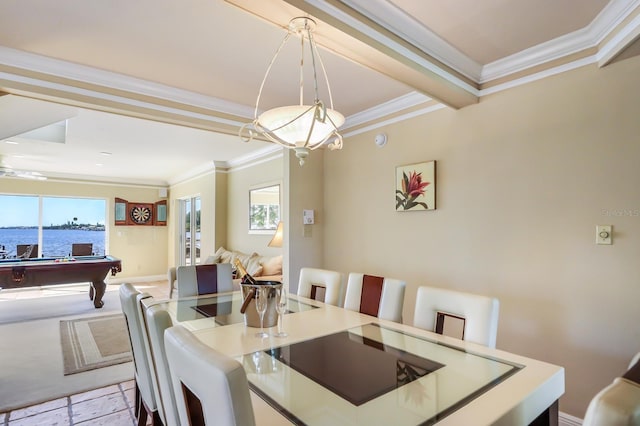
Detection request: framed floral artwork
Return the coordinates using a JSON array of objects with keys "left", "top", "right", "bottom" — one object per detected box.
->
[{"left": 395, "top": 161, "right": 436, "bottom": 211}]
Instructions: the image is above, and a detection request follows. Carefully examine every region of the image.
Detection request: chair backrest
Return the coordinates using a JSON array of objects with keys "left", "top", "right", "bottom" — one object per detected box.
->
[
  {"left": 344, "top": 273, "right": 406, "bottom": 322},
  {"left": 582, "top": 377, "right": 640, "bottom": 425},
  {"left": 176, "top": 263, "right": 233, "bottom": 298},
  {"left": 16, "top": 244, "right": 38, "bottom": 258},
  {"left": 71, "top": 243, "right": 93, "bottom": 256},
  {"left": 167, "top": 267, "right": 177, "bottom": 298},
  {"left": 413, "top": 286, "right": 500, "bottom": 348},
  {"left": 143, "top": 304, "right": 178, "bottom": 426},
  {"left": 118, "top": 283, "right": 157, "bottom": 413},
  {"left": 164, "top": 325, "right": 256, "bottom": 426},
  {"left": 630, "top": 353, "right": 640, "bottom": 370},
  {"left": 297, "top": 267, "right": 343, "bottom": 306},
  {"left": 583, "top": 352, "right": 640, "bottom": 425}
]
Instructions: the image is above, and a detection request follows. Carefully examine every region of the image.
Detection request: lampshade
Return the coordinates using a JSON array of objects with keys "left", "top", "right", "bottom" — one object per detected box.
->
[
  {"left": 268, "top": 221, "right": 284, "bottom": 248},
  {"left": 240, "top": 17, "right": 344, "bottom": 166}
]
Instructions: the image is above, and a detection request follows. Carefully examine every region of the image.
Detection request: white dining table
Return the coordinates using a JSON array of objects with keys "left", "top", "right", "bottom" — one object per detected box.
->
[{"left": 142, "top": 292, "right": 564, "bottom": 426}]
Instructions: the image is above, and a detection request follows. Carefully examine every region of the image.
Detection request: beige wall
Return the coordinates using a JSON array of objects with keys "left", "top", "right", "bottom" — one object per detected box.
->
[
  {"left": 0, "top": 179, "right": 167, "bottom": 278},
  {"left": 226, "top": 154, "right": 284, "bottom": 257},
  {"left": 286, "top": 149, "right": 326, "bottom": 292},
  {"left": 323, "top": 56, "right": 640, "bottom": 417}
]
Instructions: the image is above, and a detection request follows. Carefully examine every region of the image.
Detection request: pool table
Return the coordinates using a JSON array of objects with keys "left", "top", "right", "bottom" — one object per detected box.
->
[{"left": 0, "top": 255, "right": 122, "bottom": 308}]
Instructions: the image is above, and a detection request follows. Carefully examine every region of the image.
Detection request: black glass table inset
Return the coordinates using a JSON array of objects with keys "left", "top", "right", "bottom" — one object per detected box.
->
[
  {"left": 267, "top": 330, "right": 444, "bottom": 406},
  {"left": 192, "top": 300, "right": 234, "bottom": 318}
]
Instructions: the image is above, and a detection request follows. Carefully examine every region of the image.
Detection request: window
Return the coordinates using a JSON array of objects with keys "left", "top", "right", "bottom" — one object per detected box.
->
[
  {"left": 249, "top": 184, "right": 280, "bottom": 231},
  {"left": 0, "top": 194, "right": 106, "bottom": 258}
]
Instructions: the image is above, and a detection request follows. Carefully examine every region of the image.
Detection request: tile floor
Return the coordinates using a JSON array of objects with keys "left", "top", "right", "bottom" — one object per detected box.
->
[
  {"left": 0, "top": 280, "right": 169, "bottom": 425},
  {"left": 0, "top": 380, "right": 146, "bottom": 426}
]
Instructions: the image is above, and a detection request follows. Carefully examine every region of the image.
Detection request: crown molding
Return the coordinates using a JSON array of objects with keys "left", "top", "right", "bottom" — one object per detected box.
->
[
  {"left": 480, "top": 27, "right": 595, "bottom": 83},
  {"left": 0, "top": 70, "right": 246, "bottom": 131},
  {"left": 34, "top": 172, "right": 169, "bottom": 188},
  {"left": 598, "top": 11, "right": 640, "bottom": 66},
  {"left": 166, "top": 144, "right": 283, "bottom": 185},
  {"left": 338, "top": 0, "right": 483, "bottom": 81},
  {"left": 0, "top": 46, "right": 254, "bottom": 123},
  {"left": 480, "top": 56, "right": 596, "bottom": 97},
  {"left": 226, "top": 145, "right": 284, "bottom": 172},
  {"left": 328, "top": 0, "right": 640, "bottom": 87},
  {"left": 344, "top": 91, "right": 432, "bottom": 129},
  {"left": 343, "top": 103, "right": 447, "bottom": 138},
  {"left": 167, "top": 162, "right": 216, "bottom": 187},
  {"left": 480, "top": 0, "right": 640, "bottom": 82}
]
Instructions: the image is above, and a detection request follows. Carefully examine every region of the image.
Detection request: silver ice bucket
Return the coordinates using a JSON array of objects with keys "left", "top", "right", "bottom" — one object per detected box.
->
[{"left": 240, "top": 281, "right": 282, "bottom": 328}]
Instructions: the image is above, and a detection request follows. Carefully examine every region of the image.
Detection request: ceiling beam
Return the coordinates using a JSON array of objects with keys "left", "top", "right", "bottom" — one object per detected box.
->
[{"left": 225, "top": 0, "right": 479, "bottom": 109}]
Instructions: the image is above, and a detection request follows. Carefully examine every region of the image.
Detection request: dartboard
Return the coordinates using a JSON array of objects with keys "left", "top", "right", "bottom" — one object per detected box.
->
[{"left": 130, "top": 205, "right": 152, "bottom": 224}]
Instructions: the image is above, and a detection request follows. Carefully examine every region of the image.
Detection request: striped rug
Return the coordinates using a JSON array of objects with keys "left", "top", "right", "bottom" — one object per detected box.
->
[{"left": 59, "top": 314, "right": 132, "bottom": 375}]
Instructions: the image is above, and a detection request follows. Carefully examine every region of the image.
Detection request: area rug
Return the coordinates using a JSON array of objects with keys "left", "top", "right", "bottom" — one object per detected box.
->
[{"left": 60, "top": 314, "right": 132, "bottom": 375}]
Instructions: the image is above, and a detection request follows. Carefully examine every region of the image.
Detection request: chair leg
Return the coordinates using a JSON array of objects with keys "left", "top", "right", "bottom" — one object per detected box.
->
[
  {"left": 135, "top": 384, "right": 148, "bottom": 426},
  {"left": 137, "top": 408, "right": 148, "bottom": 426},
  {"left": 135, "top": 381, "right": 163, "bottom": 426}
]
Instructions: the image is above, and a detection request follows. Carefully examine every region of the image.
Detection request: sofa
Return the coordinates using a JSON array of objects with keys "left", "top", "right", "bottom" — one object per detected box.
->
[{"left": 168, "top": 246, "right": 283, "bottom": 297}]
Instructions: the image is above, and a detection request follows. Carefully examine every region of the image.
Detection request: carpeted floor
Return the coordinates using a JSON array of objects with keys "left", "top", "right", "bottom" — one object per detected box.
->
[
  {"left": 0, "top": 286, "right": 134, "bottom": 412},
  {"left": 0, "top": 285, "right": 121, "bottom": 325}
]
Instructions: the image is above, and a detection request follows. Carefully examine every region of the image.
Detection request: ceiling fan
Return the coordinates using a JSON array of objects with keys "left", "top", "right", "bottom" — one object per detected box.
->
[{"left": 0, "top": 156, "right": 47, "bottom": 180}]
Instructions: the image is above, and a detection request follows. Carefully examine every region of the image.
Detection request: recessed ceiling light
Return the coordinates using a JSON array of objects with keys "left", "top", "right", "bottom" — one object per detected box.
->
[
  {"left": 95, "top": 163, "right": 104, "bottom": 167},
  {"left": 4, "top": 140, "right": 19, "bottom": 145},
  {"left": 100, "top": 151, "right": 112, "bottom": 156}
]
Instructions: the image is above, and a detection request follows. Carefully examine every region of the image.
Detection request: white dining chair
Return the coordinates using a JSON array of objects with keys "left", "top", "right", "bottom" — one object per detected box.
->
[
  {"left": 164, "top": 325, "right": 256, "bottom": 426},
  {"left": 413, "top": 286, "right": 500, "bottom": 348},
  {"left": 176, "top": 263, "right": 233, "bottom": 298},
  {"left": 167, "top": 267, "right": 178, "bottom": 298},
  {"left": 142, "top": 304, "right": 179, "bottom": 426},
  {"left": 297, "top": 267, "right": 343, "bottom": 306},
  {"left": 343, "top": 273, "right": 406, "bottom": 322},
  {"left": 582, "top": 377, "right": 640, "bottom": 425},
  {"left": 119, "top": 283, "right": 161, "bottom": 426},
  {"left": 583, "top": 352, "right": 640, "bottom": 426}
]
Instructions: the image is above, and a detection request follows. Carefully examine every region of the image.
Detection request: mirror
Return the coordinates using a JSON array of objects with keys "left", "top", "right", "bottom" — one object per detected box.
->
[{"left": 249, "top": 184, "right": 280, "bottom": 231}]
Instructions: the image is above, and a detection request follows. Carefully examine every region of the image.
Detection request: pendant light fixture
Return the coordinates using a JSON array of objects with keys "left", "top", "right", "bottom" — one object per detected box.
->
[{"left": 240, "top": 17, "right": 344, "bottom": 166}]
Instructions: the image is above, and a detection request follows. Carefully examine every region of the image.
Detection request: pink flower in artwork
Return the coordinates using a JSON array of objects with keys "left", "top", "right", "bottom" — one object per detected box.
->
[
  {"left": 405, "top": 171, "right": 430, "bottom": 198},
  {"left": 397, "top": 170, "right": 430, "bottom": 210}
]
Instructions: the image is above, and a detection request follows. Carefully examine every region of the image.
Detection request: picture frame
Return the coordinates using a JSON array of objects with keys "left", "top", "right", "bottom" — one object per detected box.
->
[{"left": 395, "top": 161, "right": 436, "bottom": 211}]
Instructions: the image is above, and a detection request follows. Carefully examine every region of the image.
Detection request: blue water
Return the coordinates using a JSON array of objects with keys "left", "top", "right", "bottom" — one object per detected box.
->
[{"left": 0, "top": 228, "right": 105, "bottom": 257}]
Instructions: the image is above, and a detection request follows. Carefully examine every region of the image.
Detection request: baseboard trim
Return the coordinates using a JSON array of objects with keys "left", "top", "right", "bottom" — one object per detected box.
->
[{"left": 560, "top": 411, "right": 582, "bottom": 426}]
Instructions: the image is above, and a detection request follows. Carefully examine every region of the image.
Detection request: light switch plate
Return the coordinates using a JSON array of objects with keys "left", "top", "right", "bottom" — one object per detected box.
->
[
  {"left": 596, "top": 225, "right": 612, "bottom": 245},
  {"left": 303, "top": 209, "right": 314, "bottom": 224}
]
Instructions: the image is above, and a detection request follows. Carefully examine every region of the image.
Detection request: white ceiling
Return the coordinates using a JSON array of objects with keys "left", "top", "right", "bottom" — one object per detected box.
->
[{"left": 0, "top": 0, "right": 637, "bottom": 186}]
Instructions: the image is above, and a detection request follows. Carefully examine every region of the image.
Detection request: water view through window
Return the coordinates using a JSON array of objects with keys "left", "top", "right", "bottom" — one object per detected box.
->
[{"left": 0, "top": 195, "right": 106, "bottom": 258}]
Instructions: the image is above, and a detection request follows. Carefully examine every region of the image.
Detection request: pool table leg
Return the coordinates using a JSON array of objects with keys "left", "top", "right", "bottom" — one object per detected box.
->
[
  {"left": 89, "top": 284, "right": 95, "bottom": 301},
  {"left": 92, "top": 281, "right": 106, "bottom": 308}
]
